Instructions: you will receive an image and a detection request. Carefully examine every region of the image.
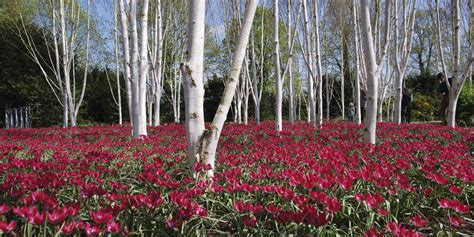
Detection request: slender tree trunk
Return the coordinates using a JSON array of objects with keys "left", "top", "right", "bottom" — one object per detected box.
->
[
  {"left": 274, "top": 0, "right": 283, "bottom": 131},
  {"left": 393, "top": 0, "right": 417, "bottom": 124},
  {"left": 353, "top": 0, "right": 361, "bottom": 125},
  {"left": 341, "top": 35, "right": 345, "bottom": 120},
  {"left": 153, "top": 0, "right": 163, "bottom": 126},
  {"left": 130, "top": 0, "right": 141, "bottom": 137},
  {"left": 250, "top": 32, "right": 260, "bottom": 123},
  {"left": 114, "top": 0, "right": 123, "bottom": 125},
  {"left": 59, "top": 0, "right": 75, "bottom": 126},
  {"left": 118, "top": 0, "right": 133, "bottom": 126},
  {"left": 288, "top": 0, "right": 295, "bottom": 124},
  {"left": 313, "top": 0, "right": 323, "bottom": 126},
  {"left": 360, "top": 0, "right": 379, "bottom": 144},
  {"left": 73, "top": 0, "right": 90, "bottom": 122},
  {"left": 139, "top": 0, "right": 149, "bottom": 134},
  {"left": 302, "top": 0, "right": 315, "bottom": 125}
]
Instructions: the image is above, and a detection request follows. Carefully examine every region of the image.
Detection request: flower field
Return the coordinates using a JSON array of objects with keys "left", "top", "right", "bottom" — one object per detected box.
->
[{"left": 0, "top": 122, "right": 472, "bottom": 236}]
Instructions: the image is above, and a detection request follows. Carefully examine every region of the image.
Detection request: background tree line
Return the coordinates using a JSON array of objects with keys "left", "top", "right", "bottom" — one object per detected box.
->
[{"left": 0, "top": 0, "right": 472, "bottom": 129}]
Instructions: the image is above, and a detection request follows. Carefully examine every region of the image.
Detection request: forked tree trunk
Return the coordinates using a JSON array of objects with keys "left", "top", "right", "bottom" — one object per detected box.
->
[
  {"left": 447, "top": 0, "right": 474, "bottom": 127},
  {"left": 393, "top": 0, "right": 417, "bottom": 124},
  {"left": 360, "top": 0, "right": 379, "bottom": 144},
  {"left": 182, "top": 0, "right": 258, "bottom": 178}
]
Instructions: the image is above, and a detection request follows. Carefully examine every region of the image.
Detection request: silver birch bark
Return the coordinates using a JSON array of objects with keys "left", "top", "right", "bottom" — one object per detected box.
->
[
  {"left": 313, "top": 0, "right": 323, "bottom": 126},
  {"left": 353, "top": 0, "right": 362, "bottom": 124},
  {"left": 130, "top": 0, "right": 141, "bottom": 137},
  {"left": 341, "top": 35, "right": 345, "bottom": 120},
  {"left": 274, "top": 0, "right": 283, "bottom": 131},
  {"left": 182, "top": 0, "right": 258, "bottom": 178},
  {"left": 118, "top": 0, "right": 133, "bottom": 126},
  {"left": 302, "top": 0, "right": 315, "bottom": 125},
  {"left": 73, "top": 0, "right": 90, "bottom": 122},
  {"left": 393, "top": 0, "right": 417, "bottom": 124},
  {"left": 59, "top": 0, "right": 75, "bottom": 126},
  {"left": 114, "top": 0, "right": 123, "bottom": 125},
  {"left": 139, "top": 0, "right": 149, "bottom": 134},
  {"left": 360, "top": 0, "right": 380, "bottom": 144},
  {"left": 249, "top": 31, "right": 261, "bottom": 123},
  {"left": 447, "top": 0, "right": 474, "bottom": 127},
  {"left": 181, "top": 0, "right": 206, "bottom": 169},
  {"left": 153, "top": 0, "right": 163, "bottom": 126},
  {"left": 288, "top": 0, "right": 295, "bottom": 124}
]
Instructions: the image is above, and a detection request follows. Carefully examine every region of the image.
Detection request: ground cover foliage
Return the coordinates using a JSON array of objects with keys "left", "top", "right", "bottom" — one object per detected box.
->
[{"left": 0, "top": 122, "right": 472, "bottom": 236}]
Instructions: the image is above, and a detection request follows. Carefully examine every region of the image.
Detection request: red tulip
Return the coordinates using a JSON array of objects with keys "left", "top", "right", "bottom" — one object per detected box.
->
[
  {"left": 84, "top": 223, "right": 101, "bottom": 236},
  {"left": 0, "top": 204, "right": 10, "bottom": 214},
  {"left": 47, "top": 208, "right": 68, "bottom": 225},
  {"left": 0, "top": 220, "right": 16, "bottom": 233},
  {"left": 106, "top": 221, "right": 121, "bottom": 234},
  {"left": 411, "top": 214, "right": 428, "bottom": 227},
  {"left": 89, "top": 209, "right": 113, "bottom": 224},
  {"left": 449, "top": 215, "right": 464, "bottom": 227}
]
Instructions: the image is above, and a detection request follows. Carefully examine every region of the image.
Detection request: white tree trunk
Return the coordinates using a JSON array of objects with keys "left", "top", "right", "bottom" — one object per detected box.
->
[
  {"left": 59, "top": 0, "right": 75, "bottom": 126},
  {"left": 448, "top": 0, "right": 474, "bottom": 127},
  {"left": 118, "top": 0, "right": 133, "bottom": 126},
  {"left": 302, "top": 0, "right": 316, "bottom": 125},
  {"left": 73, "top": 0, "right": 91, "bottom": 122},
  {"left": 340, "top": 36, "right": 345, "bottom": 120},
  {"left": 313, "top": 0, "right": 323, "bottom": 126},
  {"left": 393, "top": 0, "right": 417, "bottom": 125},
  {"left": 153, "top": 0, "right": 163, "bottom": 126},
  {"left": 139, "top": 0, "right": 149, "bottom": 134},
  {"left": 288, "top": 0, "right": 295, "bottom": 124},
  {"left": 182, "top": 0, "right": 258, "bottom": 178},
  {"left": 114, "top": 0, "right": 123, "bottom": 125},
  {"left": 129, "top": 0, "right": 141, "bottom": 137},
  {"left": 360, "top": 0, "right": 379, "bottom": 144},
  {"left": 353, "top": 0, "right": 362, "bottom": 125},
  {"left": 181, "top": 0, "right": 207, "bottom": 168},
  {"left": 250, "top": 32, "right": 261, "bottom": 123},
  {"left": 274, "top": 0, "right": 283, "bottom": 131}
]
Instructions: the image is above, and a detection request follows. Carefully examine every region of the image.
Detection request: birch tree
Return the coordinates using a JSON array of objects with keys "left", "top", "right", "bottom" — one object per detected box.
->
[
  {"left": 446, "top": 0, "right": 474, "bottom": 127},
  {"left": 15, "top": 0, "right": 90, "bottom": 127},
  {"left": 352, "top": 0, "right": 362, "bottom": 124},
  {"left": 119, "top": 0, "right": 148, "bottom": 137},
  {"left": 313, "top": 0, "right": 323, "bottom": 126},
  {"left": 151, "top": 0, "right": 163, "bottom": 126},
  {"left": 182, "top": 0, "right": 258, "bottom": 178},
  {"left": 359, "top": 0, "right": 391, "bottom": 144},
  {"left": 301, "top": 0, "right": 316, "bottom": 124},
  {"left": 287, "top": 0, "right": 295, "bottom": 124},
  {"left": 274, "top": 0, "right": 283, "bottom": 131},
  {"left": 113, "top": 0, "right": 122, "bottom": 125},
  {"left": 118, "top": 0, "right": 133, "bottom": 126},
  {"left": 393, "top": 0, "right": 417, "bottom": 124}
]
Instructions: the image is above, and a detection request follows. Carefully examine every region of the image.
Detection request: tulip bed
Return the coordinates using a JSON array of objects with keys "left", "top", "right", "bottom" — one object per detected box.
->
[{"left": 0, "top": 122, "right": 472, "bottom": 236}]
